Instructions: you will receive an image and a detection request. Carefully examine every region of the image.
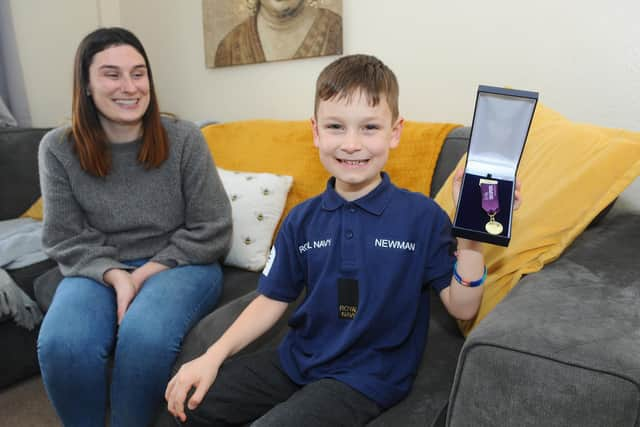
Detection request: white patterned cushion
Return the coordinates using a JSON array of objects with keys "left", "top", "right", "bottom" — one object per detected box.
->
[{"left": 218, "top": 168, "right": 293, "bottom": 271}]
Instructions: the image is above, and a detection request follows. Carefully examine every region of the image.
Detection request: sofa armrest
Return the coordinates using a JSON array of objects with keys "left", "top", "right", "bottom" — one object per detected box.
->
[
  {"left": 447, "top": 213, "right": 640, "bottom": 426},
  {"left": 430, "top": 127, "right": 469, "bottom": 198}
]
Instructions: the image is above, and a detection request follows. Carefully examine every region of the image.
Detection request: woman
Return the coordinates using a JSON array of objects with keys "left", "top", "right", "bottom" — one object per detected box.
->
[
  {"left": 214, "top": 0, "right": 342, "bottom": 67},
  {"left": 37, "top": 27, "right": 232, "bottom": 427}
]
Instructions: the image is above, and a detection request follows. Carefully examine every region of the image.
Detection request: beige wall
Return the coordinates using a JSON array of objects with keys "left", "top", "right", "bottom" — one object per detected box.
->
[
  {"left": 8, "top": 0, "right": 121, "bottom": 127},
  {"left": 10, "top": 0, "right": 640, "bottom": 131},
  {"left": 9, "top": 0, "right": 97, "bottom": 127}
]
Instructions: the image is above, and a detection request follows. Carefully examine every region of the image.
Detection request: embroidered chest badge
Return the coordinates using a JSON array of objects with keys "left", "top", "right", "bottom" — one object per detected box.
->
[{"left": 338, "top": 278, "right": 358, "bottom": 320}]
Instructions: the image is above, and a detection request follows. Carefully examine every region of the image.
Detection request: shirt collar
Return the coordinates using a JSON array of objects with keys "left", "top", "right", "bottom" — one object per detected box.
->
[{"left": 321, "top": 172, "right": 394, "bottom": 216}]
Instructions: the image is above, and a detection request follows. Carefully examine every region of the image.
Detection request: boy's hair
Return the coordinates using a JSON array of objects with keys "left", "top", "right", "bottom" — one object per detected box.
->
[{"left": 314, "top": 54, "right": 399, "bottom": 122}]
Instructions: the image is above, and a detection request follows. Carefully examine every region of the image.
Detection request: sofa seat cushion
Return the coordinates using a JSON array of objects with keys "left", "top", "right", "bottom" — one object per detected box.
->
[
  {"left": 369, "top": 289, "right": 464, "bottom": 426},
  {"left": 34, "top": 264, "right": 260, "bottom": 313},
  {"left": 0, "top": 259, "right": 55, "bottom": 388},
  {"left": 217, "top": 266, "right": 261, "bottom": 307},
  {"left": 447, "top": 213, "right": 640, "bottom": 426}
]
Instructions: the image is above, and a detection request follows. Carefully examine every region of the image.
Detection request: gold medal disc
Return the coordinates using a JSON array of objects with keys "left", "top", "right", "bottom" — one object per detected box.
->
[{"left": 485, "top": 220, "right": 503, "bottom": 235}]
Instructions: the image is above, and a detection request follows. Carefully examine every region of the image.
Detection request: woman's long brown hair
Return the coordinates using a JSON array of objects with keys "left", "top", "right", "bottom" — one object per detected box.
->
[{"left": 71, "top": 27, "right": 168, "bottom": 176}]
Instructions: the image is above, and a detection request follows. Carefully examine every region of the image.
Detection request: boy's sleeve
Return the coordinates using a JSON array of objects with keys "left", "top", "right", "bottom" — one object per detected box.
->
[
  {"left": 257, "top": 216, "right": 305, "bottom": 302},
  {"left": 424, "top": 207, "right": 456, "bottom": 293}
]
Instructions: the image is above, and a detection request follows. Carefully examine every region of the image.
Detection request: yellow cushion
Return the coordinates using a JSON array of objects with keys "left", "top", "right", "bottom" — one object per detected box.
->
[
  {"left": 21, "top": 198, "right": 43, "bottom": 220},
  {"left": 389, "top": 120, "right": 461, "bottom": 197},
  {"left": 23, "top": 119, "right": 459, "bottom": 228},
  {"left": 202, "top": 120, "right": 327, "bottom": 221},
  {"left": 202, "top": 120, "right": 460, "bottom": 221},
  {"left": 435, "top": 104, "right": 640, "bottom": 336}
]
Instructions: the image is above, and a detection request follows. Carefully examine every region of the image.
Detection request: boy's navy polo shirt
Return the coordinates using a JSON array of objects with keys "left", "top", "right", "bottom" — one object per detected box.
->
[{"left": 258, "top": 173, "right": 456, "bottom": 408}]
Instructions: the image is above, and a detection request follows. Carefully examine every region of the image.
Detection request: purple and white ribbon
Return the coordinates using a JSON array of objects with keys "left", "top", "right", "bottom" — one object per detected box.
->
[{"left": 480, "top": 180, "right": 499, "bottom": 216}]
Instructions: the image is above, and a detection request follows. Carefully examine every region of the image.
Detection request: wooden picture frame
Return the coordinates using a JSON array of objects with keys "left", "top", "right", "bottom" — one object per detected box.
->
[{"left": 203, "top": 0, "right": 343, "bottom": 68}]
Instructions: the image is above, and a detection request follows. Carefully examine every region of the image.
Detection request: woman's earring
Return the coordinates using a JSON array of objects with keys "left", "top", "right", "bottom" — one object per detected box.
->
[{"left": 85, "top": 89, "right": 91, "bottom": 97}]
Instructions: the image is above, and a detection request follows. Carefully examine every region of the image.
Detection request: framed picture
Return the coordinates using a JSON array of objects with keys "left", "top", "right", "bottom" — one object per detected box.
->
[{"left": 202, "top": 0, "right": 343, "bottom": 68}]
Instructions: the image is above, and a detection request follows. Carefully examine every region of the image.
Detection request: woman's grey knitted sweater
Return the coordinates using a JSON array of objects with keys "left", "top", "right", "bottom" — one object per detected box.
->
[{"left": 38, "top": 117, "right": 232, "bottom": 284}]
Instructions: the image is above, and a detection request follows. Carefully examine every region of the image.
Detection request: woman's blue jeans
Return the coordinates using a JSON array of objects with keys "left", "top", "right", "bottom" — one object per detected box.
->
[{"left": 37, "top": 260, "right": 223, "bottom": 427}]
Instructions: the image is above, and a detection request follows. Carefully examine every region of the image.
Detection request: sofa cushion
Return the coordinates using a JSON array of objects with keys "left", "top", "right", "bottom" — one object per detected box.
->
[
  {"left": 218, "top": 168, "right": 293, "bottom": 271},
  {"left": 20, "top": 197, "right": 43, "bottom": 221},
  {"left": 435, "top": 104, "right": 640, "bottom": 335},
  {"left": 447, "top": 213, "right": 640, "bottom": 426},
  {"left": 23, "top": 121, "right": 459, "bottom": 225},
  {"left": 153, "top": 286, "right": 464, "bottom": 427},
  {"left": 34, "top": 264, "right": 260, "bottom": 314},
  {"left": 0, "top": 128, "right": 51, "bottom": 220},
  {"left": 217, "top": 266, "right": 261, "bottom": 307}
]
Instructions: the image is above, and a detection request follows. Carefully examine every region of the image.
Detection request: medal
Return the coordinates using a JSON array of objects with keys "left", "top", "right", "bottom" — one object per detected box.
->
[
  {"left": 485, "top": 218, "right": 503, "bottom": 235},
  {"left": 480, "top": 178, "right": 503, "bottom": 235}
]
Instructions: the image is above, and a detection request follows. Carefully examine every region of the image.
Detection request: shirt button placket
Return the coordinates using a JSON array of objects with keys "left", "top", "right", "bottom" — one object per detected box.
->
[{"left": 341, "top": 204, "right": 357, "bottom": 271}]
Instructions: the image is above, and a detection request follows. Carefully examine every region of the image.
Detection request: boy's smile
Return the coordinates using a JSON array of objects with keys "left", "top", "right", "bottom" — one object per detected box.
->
[
  {"left": 338, "top": 159, "right": 369, "bottom": 168},
  {"left": 312, "top": 91, "right": 403, "bottom": 201}
]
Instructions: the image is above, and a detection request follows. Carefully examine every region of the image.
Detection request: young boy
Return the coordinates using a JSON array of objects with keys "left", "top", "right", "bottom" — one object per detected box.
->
[{"left": 166, "top": 54, "right": 508, "bottom": 426}]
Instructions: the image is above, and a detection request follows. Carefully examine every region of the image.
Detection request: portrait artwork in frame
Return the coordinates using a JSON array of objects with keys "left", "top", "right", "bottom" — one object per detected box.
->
[{"left": 202, "top": 0, "right": 343, "bottom": 68}]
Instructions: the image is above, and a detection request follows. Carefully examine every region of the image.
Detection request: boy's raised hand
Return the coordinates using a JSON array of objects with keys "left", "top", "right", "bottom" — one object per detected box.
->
[
  {"left": 165, "top": 351, "right": 221, "bottom": 422},
  {"left": 451, "top": 167, "right": 464, "bottom": 207},
  {"left": 513, "top": 180, "right": 522, "bottom": 210},
  {"left": 451, "top": 167, "right": 522, "bottom": 210}
]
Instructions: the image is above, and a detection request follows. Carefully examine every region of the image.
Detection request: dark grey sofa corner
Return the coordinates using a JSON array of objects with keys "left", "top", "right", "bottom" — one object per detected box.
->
[{"left": 446, "top": 210, "right": 640, "bottom": 426}]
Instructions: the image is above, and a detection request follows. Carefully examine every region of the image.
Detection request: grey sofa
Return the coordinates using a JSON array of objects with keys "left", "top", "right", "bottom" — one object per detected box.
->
[{"left": 2, "top": 125, "right": 638, "bottom": 426}]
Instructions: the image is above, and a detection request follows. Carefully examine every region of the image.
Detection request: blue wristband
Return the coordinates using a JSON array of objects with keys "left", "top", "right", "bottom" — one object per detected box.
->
[{"left": 453, "top": 261, "right": 487, "bottom": 287}]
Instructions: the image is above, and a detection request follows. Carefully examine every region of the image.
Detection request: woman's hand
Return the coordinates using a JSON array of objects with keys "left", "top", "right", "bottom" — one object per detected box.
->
[
  {"left": 131, "top": 261, "right": 169, "bottom": 290},
  {"left": 103, "top": 269, "right": 138, "bottom": 324},
  {"left": 165, "top": 350, "right": 222, "bottom": 422}
]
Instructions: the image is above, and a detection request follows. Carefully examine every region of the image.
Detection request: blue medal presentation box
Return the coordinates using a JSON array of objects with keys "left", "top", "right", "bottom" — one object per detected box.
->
[{"left": 452, "top": 85, "right": 538, "bottom": 246}]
